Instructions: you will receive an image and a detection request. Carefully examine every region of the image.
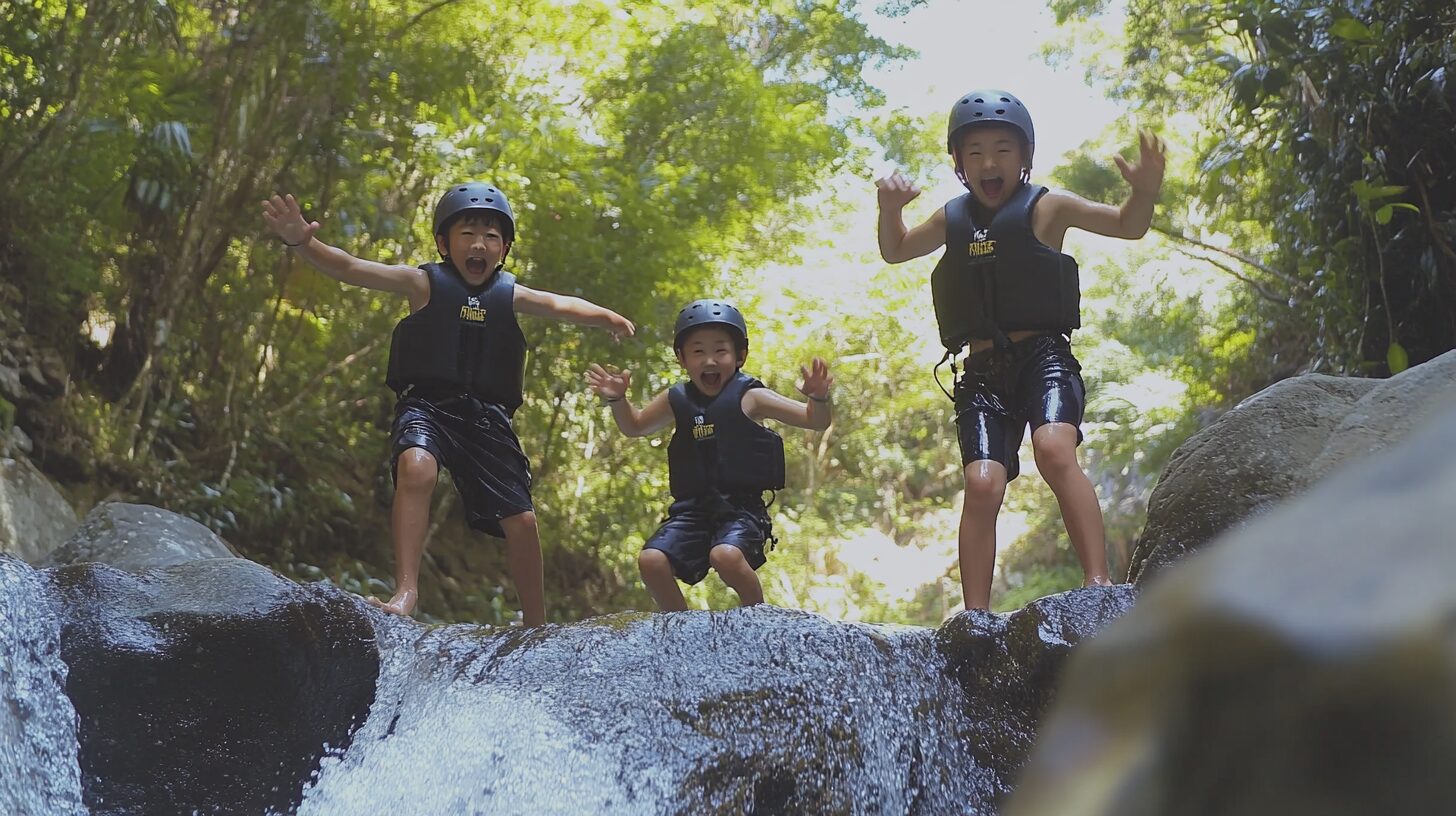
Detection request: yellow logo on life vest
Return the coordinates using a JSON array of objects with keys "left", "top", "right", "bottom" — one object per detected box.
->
[
  {"left": 459, "top": 305, "right": 487, "bottom": 322},
  {"left": 968, "top": 239, "right": 996, "bottom": 258},
  {"left": 692, "top": 414, "right": 715, "bottom": 440}
]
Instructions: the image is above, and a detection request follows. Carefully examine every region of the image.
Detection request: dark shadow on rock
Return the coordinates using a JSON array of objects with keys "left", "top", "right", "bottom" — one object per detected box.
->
[
  {"left": 49, "top": 557, "right": 379, "bottom": 815},
  {"left": 936, "top": 586, "right": 1137, "bottom": 807}
]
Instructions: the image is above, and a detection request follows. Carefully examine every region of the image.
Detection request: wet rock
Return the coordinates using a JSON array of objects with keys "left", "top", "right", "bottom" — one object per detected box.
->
[
  {"left": 936, "top": 586, "right": 1137, "bottom": 800},
  {"left": 44, "top": 501, "right": 237, "bottom": 571},
  {"left": 0, "top": 453, "right": 80, "bottom": 564},
  {"left": 299, "top": 591, "right": 1135, "bottom": 815},
  {"left": 8, "top": 424, "right": 32, "bottom": 455},
  {"left": 0, "top": 364, "right": 21, "bottom": 400},
  {"left": 50, "top": 557, "right": 379, "bottom": 816},
  {"left": 1129, "top": 349, "right": 1456, "bottom": 582},
  {"left": 0, "top": 555, "right": 85, "bottom": 815},
  {"left": 1007, "top": 405, "right": 1456, "bottom": 816}
]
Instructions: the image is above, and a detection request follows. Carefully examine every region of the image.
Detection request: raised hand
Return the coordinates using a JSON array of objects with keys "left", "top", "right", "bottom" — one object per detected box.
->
[
  {"left": 875, "top": 171, "right": 921, "bottom": 211},
  {"left": 1113, "top": 130, "right": 1167, "bottom": 197},
  {"left": 586, "top": 363, "right": 632, "bottom": 401},
  {"left": 603, "top": 311, "right": 636, "bottom": 342},
  {"left": 261, "top": 193, "right": 321, "bottom": 247},
  {"left": 796, "top": 357, "right": 834, "bottom": 401}
]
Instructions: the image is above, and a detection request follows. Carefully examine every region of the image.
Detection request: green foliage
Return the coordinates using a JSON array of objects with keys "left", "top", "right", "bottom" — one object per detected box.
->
[
  {"left": 994, "top": 563, "right": 1082, "bottom": 613},
  {"left": 1056, "top": 0, "right": 1456, "bottom": 376},
  {"left": 0, "top": 0, "right": 919, "bottom": 622},
  {"left": 999, "top": 0, "right": 1456, "bottom": 597}
]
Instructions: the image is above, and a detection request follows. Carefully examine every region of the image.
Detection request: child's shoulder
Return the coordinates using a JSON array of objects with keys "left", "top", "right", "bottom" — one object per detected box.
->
[{"left": 1029, "top": 186, "right": 1088, "bottom": 218}]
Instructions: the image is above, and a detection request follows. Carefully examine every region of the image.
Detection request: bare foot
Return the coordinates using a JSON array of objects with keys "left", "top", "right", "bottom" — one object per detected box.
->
[
  {"left": 367, "top": 588, "right": 418, "bottom": 616},
  {"left": 1083, "top": 576, "right": 1115, "bottom": 588}
]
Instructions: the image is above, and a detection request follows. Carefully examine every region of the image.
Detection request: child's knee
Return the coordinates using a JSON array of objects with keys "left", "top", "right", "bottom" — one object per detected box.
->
[
  {"left": 638, "top": 548, "right": 673, "bottom": 579},
  {"left": 395, "top": 448, "right": 439, "bottom": 490},
  {"left": 502, "top": 510, "right": 538, "bottom": 536},
  {"left": 962, "top": 465, "right": 1007, "bottom": 510},
  {"left": 1032, "top": 435, "right": 1078, "bottom": 474},
  {"left": 708, "top": 544, "right": 749, "bottom": 573}
]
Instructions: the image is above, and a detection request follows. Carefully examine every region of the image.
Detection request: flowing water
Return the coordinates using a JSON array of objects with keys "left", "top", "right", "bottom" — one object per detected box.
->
[
  {"left": 3, "top": 549, "right": 1090, "bottom": 815},
  {"left": 296, "top": 607, "right": 995, "bottom": 814}
]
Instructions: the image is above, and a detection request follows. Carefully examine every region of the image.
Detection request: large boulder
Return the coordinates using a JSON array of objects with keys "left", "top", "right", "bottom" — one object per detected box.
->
[
  {"left": 1129, "top": 349, "right": 1456, "bottom": 582},
  {"left": 1, "top": 497, "right": 1139, "bottom": 815},
  {"left": 50, "top": 557, "right": 380, "bottom": 815},
  {"left": 0, "top": 454, "right": 79, "bottom": 563},
  {"left": 45, "top": 501, "right": 237, "bottom": 571},
  {"left": 297, "top": 586, "right": 1134, "bottom": 815},
  {"left": 1006, "top": 405, "right": 1456, "bottom": 816}
]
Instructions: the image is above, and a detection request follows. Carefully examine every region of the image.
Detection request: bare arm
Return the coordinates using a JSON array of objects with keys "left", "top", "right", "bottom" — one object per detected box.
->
[
  {"left": 584, "top": 365, "right": 673, "bottom": 437},
  {"left": 610, "top": 390, "right": 673, "bottom": 438},
  {"left": 876, "top": 172, "right": 947, "bottom": 263},
  {"left": 1041, "top": 130, "right": 1166, "bottom": 244},
  {"left": 516, "top": 286, "right": 635, "bottom": 339},
  {"left": 741, "top": 358, "right": 833, "bottom": 431},
  {"left": 261, "top": 194, "right": 428, "bottom": 309}
]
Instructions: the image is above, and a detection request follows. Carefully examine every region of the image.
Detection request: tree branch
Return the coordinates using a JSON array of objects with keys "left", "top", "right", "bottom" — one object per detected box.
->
[
  {"left": 1171, "top": 246, "right": 1291, "bottom": 305},
  {"left": 1413, "top": 173, "right": 1456, "bottom": 263},
  {"left": 389, "top": 0, "right": 470, "bottom": 40},
  {"left": 271, "top": 334, "right": 390, "bottom": 419},
  {"left": 1152, "top": 225, "right": 1300, "bottom": 287}
]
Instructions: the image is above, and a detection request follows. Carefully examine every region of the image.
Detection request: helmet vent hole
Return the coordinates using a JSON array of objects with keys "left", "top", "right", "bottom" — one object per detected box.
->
[
  {"left": 485, "top": 197, "right": 494, "bottom": 202},
  {"left": 995, "top": 108, "right": 1006, "bottom": 114},
  {"left": 469, "top": 197, "right": 479, "bottom": 203},
  {"left": 973, "top": 112, "right": 983, "bottom": 116}
]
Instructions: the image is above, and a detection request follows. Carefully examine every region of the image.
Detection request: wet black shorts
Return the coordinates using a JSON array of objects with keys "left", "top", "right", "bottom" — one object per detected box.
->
[
  {"left": 644, "top": 495, "right": 773, "bottom": 585},
  {"left": 390, "top": 394, "right": 533, "bottom": 538},
  {"left": 954, "top": 333, "right": 1086, "bottom": 481}
]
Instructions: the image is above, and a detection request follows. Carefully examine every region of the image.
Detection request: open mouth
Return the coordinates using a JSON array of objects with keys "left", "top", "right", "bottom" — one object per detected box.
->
[
  {"left": 464, "top": 257, "right": 489, "bottom": 276},
  {"left": 700, "top": 371, "right": 723, "bottom": 390},
  {"left": 979, "top": 177, "right": 1005, "bottom": 200}
]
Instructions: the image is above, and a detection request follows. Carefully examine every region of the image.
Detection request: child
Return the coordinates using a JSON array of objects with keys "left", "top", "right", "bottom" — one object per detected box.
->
[
  {"left": 875, "top": 89, "right": 1165, "bottom": 610},
  {"left": 585, "top": 300, "right": 832, "bottom": 611},
  {"left": 261, "top": 182, "right": 635, "bottom": 623}
]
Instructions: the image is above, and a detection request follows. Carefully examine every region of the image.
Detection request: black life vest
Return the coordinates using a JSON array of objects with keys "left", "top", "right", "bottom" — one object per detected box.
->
[
  {"left": 666, "top": 371, "right": 786, "bottom": 501},
  {"left": 384, "top": 263, "right": 526, "bottom": 414},
  {"left": 930, "top": 183, "right": 1081, "bottom": 352}
]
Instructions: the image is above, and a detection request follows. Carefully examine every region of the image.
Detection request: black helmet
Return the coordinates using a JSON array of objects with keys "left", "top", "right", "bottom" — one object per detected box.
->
[
  {"left": 946, "top": 89, "right": 1035, "bottom": 169},
  {"left": 433, "top": 182, "right": 515, "bottom": 242},
  {"left": 673, "top": 300, "right": 749, "bottom": 351}
]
